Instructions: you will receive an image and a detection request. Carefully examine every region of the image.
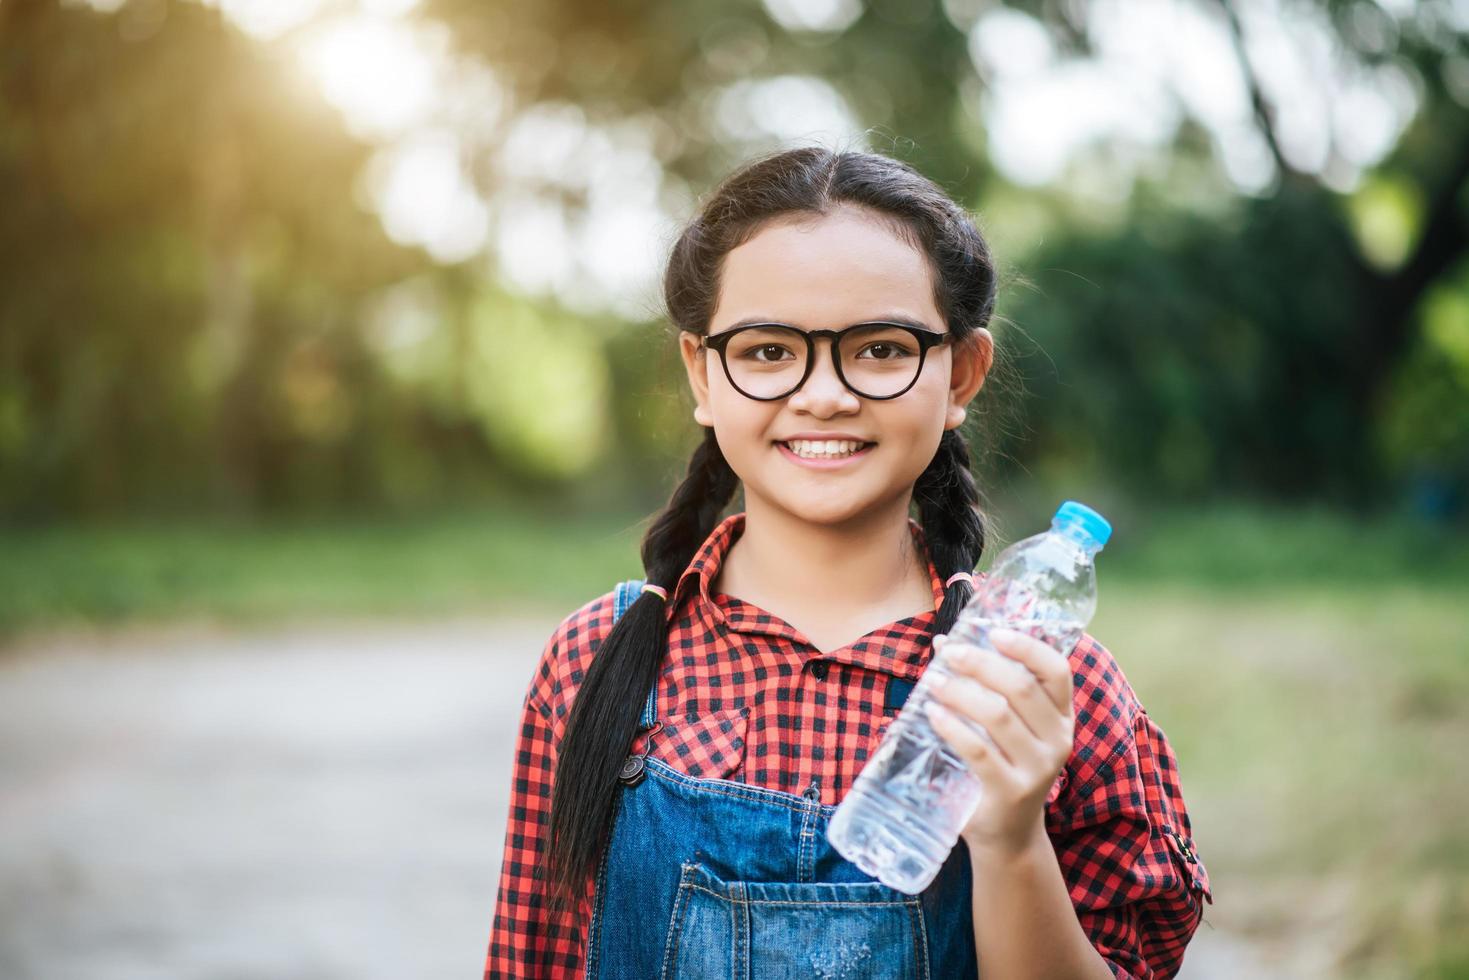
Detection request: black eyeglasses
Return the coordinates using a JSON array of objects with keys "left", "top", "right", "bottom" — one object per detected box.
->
[{"left": 700, "top": 321, "right": 954, "bottom": 401}]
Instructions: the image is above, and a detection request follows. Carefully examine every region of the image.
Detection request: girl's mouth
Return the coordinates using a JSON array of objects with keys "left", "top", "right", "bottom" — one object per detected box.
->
[{"left": 774, "top": 440, "right": 876, "bottom": 469}]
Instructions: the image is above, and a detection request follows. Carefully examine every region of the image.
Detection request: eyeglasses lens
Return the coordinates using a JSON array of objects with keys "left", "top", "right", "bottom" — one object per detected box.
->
[{"left": 723, "top": 325, "right": 923, "bottom": 399}]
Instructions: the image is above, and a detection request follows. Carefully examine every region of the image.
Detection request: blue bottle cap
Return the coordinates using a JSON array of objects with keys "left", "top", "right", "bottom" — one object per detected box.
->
[{"left": 1053, "top": 500, "right": 1111, "bottom": 550}]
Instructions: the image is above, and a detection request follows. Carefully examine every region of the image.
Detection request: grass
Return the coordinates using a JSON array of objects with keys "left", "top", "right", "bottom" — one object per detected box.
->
[
  {"left": 3, "top": 500, "right": 1463, "bottom": 639},
  {"left": 0, "top": 505, "right": 649, "bottom": 641},
  {"left": 1096, "top": 503, "right": 1469, "bottom": 590},
  {"left": 1090, "top": 584, "right": 1469, "bottom": 976},
  {"left": 1, "top": 501, "right": 1465, "bottom": 975}
]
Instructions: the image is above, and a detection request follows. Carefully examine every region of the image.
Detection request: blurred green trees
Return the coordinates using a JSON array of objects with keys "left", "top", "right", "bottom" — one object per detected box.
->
[
  {"left": 1, "top": 0, "right": 415, "bottom": 517},
  {"left": 2, "top": 0, "right": 1466, "bottom": 522}
]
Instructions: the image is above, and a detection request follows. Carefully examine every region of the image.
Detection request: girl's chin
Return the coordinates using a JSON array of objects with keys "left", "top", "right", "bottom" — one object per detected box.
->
[{"left": 750, "top": 487, "right": 886, "bottom": 526}]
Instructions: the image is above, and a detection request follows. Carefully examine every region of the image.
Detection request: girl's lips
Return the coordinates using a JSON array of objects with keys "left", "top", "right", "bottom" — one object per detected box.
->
[{"left": 774, "top": 440, "right": 876, "bottom": 469}]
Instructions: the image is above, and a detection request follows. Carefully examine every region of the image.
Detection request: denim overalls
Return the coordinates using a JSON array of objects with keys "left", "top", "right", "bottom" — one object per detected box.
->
[{"left": 583, "top": 579, "right": 978, "bottom": 979}]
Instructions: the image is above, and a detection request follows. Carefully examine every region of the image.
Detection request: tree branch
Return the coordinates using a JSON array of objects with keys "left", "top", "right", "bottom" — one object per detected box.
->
[
  {"left": 1356, "top": 130, "right": 1469, "bottom": 397},
  {"left": 1214, "top": 0, "right": 1301, "bottom": 183}
]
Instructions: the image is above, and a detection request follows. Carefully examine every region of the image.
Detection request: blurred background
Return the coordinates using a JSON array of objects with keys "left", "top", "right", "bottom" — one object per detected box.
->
[{"left": 1, "top": 0, "right": 1467, "bottom": 976}]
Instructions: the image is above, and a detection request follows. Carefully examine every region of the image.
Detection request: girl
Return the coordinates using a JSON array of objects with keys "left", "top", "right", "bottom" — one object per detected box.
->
[{"left": 486, "top": 146, "right": 1211, "bottom": 979}]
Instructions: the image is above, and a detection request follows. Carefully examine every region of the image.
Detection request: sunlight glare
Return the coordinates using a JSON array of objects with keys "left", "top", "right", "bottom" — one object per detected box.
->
[
  {"left": 969, "top": 0, "right": 1419, "bottom": 195},
  {"left": 495, "top": 196, "right": 575, "bottom": 298},
  {"left": 298, "top": 15, "right": 441, "bottom": 141},
  {"left": 206, "top": 0, "right": 323, "bottom": 40},
  {"left": 967, "top": 8, "right": 1054, "bottom": 80},
  {"left": 714, "top": 75, "right": 866, "bottom": 148},
  {"left": 497, "top": 103, "right": 592, "bottom": 186},
  {"left": 368, "top": 132, "right": 490, "bottom": 264},
  {"left": 360, "top": 0, "right": 422, "bottom": 15},
  {"left": 761, "top": 0, "right": 864, "bottom": 34}
]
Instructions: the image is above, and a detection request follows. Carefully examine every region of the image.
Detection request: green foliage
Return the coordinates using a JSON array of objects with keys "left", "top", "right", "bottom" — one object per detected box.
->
[
  {"left": 1376, "top": 266, "right": 1469, "bottom": 500},
  {"left": 461, "top": 295, "right": 613, "bottom": 479},
  {"left": 0, "top": 0, "right": 423, "bottom": 517},
  {"left": 2, "top": 0, "right": 1468, "bottom": 522},
  {"left": 1000, "top": 183, "right": 1413, "bottom": 504}
]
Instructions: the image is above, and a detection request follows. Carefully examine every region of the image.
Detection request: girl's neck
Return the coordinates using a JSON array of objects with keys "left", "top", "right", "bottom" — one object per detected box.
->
[{"left": 716, "top": 498, "right": 934, "bottom": 626}]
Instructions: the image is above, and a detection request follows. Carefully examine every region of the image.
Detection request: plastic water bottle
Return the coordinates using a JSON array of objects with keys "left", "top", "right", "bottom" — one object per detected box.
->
[{"left": 828, "top": 500, "right": 1111, "bottom": 894}]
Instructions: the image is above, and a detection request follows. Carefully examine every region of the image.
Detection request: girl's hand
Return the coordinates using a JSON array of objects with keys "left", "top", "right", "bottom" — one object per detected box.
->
[{"left": 925, "top": 629, "right": 1074, "bottom": 859}]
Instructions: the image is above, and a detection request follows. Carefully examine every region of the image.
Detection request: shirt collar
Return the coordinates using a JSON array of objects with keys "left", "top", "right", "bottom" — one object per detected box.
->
[{"left": 666, "top": 511, "right": 950, "bottom": 678}]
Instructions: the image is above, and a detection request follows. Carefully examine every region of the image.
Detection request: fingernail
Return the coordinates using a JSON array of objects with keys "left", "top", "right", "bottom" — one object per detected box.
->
[{"left": 990, "top": 627, "right": 1018, "bottom": 645}]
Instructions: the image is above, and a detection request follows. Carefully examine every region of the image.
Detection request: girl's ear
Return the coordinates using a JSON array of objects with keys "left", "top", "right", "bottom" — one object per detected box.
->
[
  {"left": 946, "top": 328, "right": 992, "bottom": 431},
  {"left": 679, "top": 332, "right": 715, "bottom": 427}
]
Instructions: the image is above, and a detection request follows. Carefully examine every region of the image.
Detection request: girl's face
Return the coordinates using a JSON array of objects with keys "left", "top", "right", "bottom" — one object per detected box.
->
[{"left": 679, "top": 205, "right": 992, "bottom": 528}]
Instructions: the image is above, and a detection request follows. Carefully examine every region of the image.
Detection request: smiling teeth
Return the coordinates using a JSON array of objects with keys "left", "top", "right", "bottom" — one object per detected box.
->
[{"left": 784, "top": 439, "right": 869, "bottom": 458}]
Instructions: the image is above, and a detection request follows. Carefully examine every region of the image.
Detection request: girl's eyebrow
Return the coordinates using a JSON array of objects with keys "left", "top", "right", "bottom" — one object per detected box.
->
[{"left": 715, "top": 313, "right": 942, "bottom": 333}]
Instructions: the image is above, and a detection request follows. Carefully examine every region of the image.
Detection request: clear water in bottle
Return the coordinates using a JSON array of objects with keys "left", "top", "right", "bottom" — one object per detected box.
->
[{"left": 827, "top": 500, "right": 1111, "bottom": 894}]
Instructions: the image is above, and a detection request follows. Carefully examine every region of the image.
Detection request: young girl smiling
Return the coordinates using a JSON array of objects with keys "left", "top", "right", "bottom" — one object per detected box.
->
[{"left": 486, "top": 146, "right": 1211, "bottom": 979}]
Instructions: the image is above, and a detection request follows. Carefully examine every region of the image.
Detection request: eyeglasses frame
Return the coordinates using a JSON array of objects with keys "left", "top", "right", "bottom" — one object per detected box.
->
[{"left": 698, "top": 321, "right": 956, "bottom": 401}]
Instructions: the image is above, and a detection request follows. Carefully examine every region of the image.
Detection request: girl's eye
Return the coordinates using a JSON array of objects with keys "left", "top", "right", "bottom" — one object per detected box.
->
[
  {"left": 858, "top": 342, "right": 916, "bottom": 360},
  {"left": 746, "top": 345, "right": 795, "bottom": 363}
]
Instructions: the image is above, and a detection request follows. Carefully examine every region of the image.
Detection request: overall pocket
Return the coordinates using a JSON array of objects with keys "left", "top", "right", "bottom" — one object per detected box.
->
[{"left": 660, "top": 862, "right": 930, "bottom": 980}]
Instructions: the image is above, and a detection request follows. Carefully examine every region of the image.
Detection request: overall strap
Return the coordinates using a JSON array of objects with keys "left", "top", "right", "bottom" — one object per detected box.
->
[{"left": 612, "top": 579, "right": 659, "bottom": 729}]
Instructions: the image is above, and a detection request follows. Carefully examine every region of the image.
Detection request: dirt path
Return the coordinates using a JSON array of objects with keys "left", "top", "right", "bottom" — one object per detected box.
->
[{"left": 0, "top": 617, "right": 1278, "bottom": 979}]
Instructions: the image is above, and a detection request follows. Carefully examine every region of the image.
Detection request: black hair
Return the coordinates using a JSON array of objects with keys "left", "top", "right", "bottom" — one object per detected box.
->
[{"left": 545, "top": 145, "right": 1001, "bottom": 910}]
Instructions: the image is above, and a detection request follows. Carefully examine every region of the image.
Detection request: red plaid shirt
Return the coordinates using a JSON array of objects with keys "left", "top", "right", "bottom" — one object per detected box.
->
[{"left": 486, "top": 512, "right": 1212, "bottom": 979}]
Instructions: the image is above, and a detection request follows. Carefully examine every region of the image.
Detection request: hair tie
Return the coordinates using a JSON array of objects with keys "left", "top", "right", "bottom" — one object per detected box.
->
[
  {"left": 641, "top": 583, "right": 669, "bottom": 601},
  {"left": 945, "top": 572, "right": 975, "bottom": 589}
]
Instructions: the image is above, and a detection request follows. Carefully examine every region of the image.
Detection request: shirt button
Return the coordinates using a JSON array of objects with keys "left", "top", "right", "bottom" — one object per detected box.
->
[{"left": 811, "top": 660, "right": 829, "bottom": 680}]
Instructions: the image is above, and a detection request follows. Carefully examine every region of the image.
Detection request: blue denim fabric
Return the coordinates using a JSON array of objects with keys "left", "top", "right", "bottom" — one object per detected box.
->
[{"left": 583, "top": 580, "right": 978, "bottom": 979}]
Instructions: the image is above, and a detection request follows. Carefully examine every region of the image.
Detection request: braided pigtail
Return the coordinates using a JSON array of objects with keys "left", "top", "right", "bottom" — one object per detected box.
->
[
  {"left": 545, "top": 427, "right": 738, "bottom": 911},
  {"left": 913, "top": 428, "right": 988, "bottom": 635}
]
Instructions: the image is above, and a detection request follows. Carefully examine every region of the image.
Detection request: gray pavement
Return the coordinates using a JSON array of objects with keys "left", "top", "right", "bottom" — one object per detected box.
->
[
  {"left": 0, "top": 616, "right": 1273, "bottom": 980},
  {"left": 0, "top": 616, "right": 550, "bottom": 980}
]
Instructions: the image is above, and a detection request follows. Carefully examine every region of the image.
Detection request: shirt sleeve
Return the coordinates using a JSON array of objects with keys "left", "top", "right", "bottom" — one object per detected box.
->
[
  {"left": 484, "top": 593, "right": 616, "bottom": 980},
  {"left": 1048, "top": 636, "right": 1214, "bottom": 980}
]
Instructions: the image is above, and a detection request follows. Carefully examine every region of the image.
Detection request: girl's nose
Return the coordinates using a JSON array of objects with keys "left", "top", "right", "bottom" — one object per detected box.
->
[{"left": 789, "top": 337, "right": 860, "bottom": 409}]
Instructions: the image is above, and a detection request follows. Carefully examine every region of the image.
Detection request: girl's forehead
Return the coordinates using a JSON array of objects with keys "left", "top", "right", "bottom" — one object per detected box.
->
[{"left": 715, "top": 208, "right": 942, "bottom": 329}]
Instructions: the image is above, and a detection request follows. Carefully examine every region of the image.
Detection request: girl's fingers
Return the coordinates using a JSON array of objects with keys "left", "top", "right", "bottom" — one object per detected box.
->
[
  {"left": 926, "top": 633, "right": 1073, "bottom": 830},
  {"left": 934, "top": 631, "right": 1075, "bottom": 717},
  {"left": 929, "top": 673, "right": 1050, "bottom": 773},
  {"left": 935, "top": 636, "right": 1072, "bottom": 744},
  {"left": 986, "top": 628, "right": 1074, "bottom": 714},
  {"left": 924, "top": 700, "right": 1016, "bottom": 787},
  {"left": 977, "top": 648, "right": 1070, "bottom": 744}
]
